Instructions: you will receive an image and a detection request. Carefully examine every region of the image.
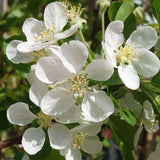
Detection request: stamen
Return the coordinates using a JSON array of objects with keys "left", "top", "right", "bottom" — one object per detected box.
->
[
  {"left": 37, "top": 111, "right": 55, "bottom": 129},
  {"left": 67, "top": 75, "right": 91, "bottom": 99},
  {"left": 116, "top": 43, "right": 138, "bottom": 65},
  {"left": 72, "top": 132, "right": 88, "bottom": 149}
]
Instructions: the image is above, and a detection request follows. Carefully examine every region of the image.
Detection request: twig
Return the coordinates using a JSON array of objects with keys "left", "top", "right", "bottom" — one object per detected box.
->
[{"left": 0, "top": 133, "right": 23, "bottom": 149}]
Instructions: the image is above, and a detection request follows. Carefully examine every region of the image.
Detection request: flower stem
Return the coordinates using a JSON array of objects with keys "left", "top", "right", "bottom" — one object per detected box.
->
[
  {"left": 100, "top": 8, "right": 105, "bottom": 59},
  {"left": 77, "top": 29, "right": 94, "bottom": 63}
]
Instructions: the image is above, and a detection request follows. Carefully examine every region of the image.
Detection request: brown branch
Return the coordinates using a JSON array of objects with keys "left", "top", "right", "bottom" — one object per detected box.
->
[{"left": 0, "top": 133, "right": 23, "bottom": 150}]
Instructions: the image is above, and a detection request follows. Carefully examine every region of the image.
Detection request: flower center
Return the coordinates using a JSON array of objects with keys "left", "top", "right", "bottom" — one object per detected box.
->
[
  {"left": 116, "top": 43, "right": 138, "bottom": 65},
  {"left": 37, "top": 111, "right": 55, "bottom": 129},
  {"left": 61, "top": 0, "right": 85, "bottom": 21},
  {"left": 72, "top": 132, "right": 88, "bottom": 149},
  {"left": 28, "top": 49, "right": 49, "bottom": 63},
  {"left": 34, "top": 25, "right": 56, "bottom": 41},
  {"left": 67, "top": 74, "right": 91, "bottom": 99}
]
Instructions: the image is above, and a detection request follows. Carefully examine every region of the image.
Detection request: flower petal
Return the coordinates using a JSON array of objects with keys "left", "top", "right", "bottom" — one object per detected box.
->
[
  {"left": 7, "top": 102, "right": 37, "bottom": 126},
  {"left": 28, "top": 65, "right": 37, "bottom": 85},
  {"left": 48, "top": 123, "right": 72, "bottom": 149},
  {"left": 134, "top": 125, "right": 143, "bottom": 149},
  {"left": 79, "top": 124, "right": 102, "bottom": 136},
  {"left": 55, "top": 105, "right": 81, "bottom": 124},
  {"left": 41, "top": 87, "right": 76, "bottom": 115},
  {"left": 81, "top": 136, "right": 103, "bottom": 154},
  {"left": 54, "top": 24, "right": 79, "bottom": 40},
  {"left": 81, "top": 91, "right": 114, "bottom": 122},
  {"left": 60, "top": 147, "right": 82, "bottom": 160},
  {"left": 44, "top": 2, "right": 67, "bottom": 32},
  {"left": 22, "top": 127, "right": 45, "bottom": 155},
  {"left": 126, "top": 26, "right": 158, "bottom": 50},
  {"left": 58, "top": 40, "right": 88, "bottom": 74},
  {"left": 132, "top": 48, "right": 160, "bottom": 77},
  {"left": 118, "top": 64, "right": 139, "bottom": 90},
  {"left": 29, "top": 81, "right": 49, "bottom": 106},
  {"left": 22, "top": 18, "right": 45, "bottom": 42},
  {"left": 105, "top": 20, "right": 124, "bottom": 49},
  {"left": 6, "top": 40, "right": 33, "bottom": 64},
  {"left": 86, "top": 59, "right": 114, "bottom": 81},
  {"left": 21, "top": 154, "right": 30, "bottom": 160},
  {"left": 35, "top": 57, "right": 70, "bottom": 84},
  {"left": 17, "top": 41, "right": 57, "bottom": 53}
]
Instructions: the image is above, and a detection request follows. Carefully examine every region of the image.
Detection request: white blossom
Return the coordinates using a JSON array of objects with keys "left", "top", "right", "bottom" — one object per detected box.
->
[{"left": 103, "top": 20, "right": 160, "bottom": 90}]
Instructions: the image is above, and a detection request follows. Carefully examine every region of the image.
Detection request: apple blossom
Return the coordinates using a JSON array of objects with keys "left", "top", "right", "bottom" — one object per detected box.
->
[
  {"left": 17, "top": 2, "right": 78, "bottom": 53},
  {"left": 103, "top": 20, "right": 160, "bottom": 90},
  {"left": 7, "top": 102, "right": 77, "bottom": 155},
  {"left": 60, "top": 124, "right": 103, "bottom": 160},
  {"left": 35, "top": 40, "right": 114, "bottom": 122}
]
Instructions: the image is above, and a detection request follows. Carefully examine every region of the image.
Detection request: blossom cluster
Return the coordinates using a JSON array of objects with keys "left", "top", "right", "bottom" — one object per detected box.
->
[{"left": 5, "top": 1, "right": 160, "bottom": 160}]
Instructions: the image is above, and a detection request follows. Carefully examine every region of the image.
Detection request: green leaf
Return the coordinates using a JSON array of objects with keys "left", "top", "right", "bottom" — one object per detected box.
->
[
  {"left": 3, "top": 35, "right": 33, "bottom": 73},
  {"left": 119, "top": 108, "right": 136, "bottom": 126},
  {"left": 152, "top": 71, "right": 160, "bottom": 84},
  {"left": 123, "top": 13, "right": 137, "bottom": 39},
  {"left": 150, "top": 0, "right": 160, "bottom": 23},
  {"left": 45, "top": 149, "right": 65, "bottom": 160},
  {"left": 115, "top": 1, "right": 135, "bottom": 22},
  {"left": 109, "top": 116, "right": 136, "bottom": 160},
  {"left": 108, "top": 2, "right": 122, "bottom": 21}
]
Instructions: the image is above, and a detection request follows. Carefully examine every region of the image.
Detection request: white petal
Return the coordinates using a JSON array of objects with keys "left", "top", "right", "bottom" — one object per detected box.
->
[
  {"left": 17, "top": 40, "right": 57, "bottom": 53},
  {"left": 118, "top": 64, "right": 139, "bottom": 90},
  {"left": 143, "top": 100, "right": 155, "bottom": 121},
  {"left": 35, "top": 57, "right": 70, "bottom": 84},
  {"left": 28, "top": 65, "right": 37, "bottom": 85},
  {"left": 58, "top": 40, "right": 88, "bottom": 74},
  {"left": 86, "top": 59, "right": 114, "bottom": 81},
  {"left": 54, "top": 24, "right": 79, "bottom": 40},
  {"left": 147, "top": 150, "right": 160, "bottom": 160},
  {"left": 103, "top": 43, "right": 117, "bottom": 68},
  {"left": 81, "top": 136, "right": 103, "bottom": 154},
  {"left": 134, "top": 125, "right": 143, "bottom": 149},
  {"left": 29, "top": 81, "right": 49, "bottom": 106},
  {"left": 41, "top": 87, "right": 76, "bottom": 115},
  {"left": 122, "top": 92, "right": 142, "bottom": 117},
  {"left": 7, "top": 102, "right": 37, "bottom": 126},
  {"left": 22, "top": 18, "right": 45, "bottom": 42},
  {"left": 79, "top": 124, "right": 102, "bottom": 136},
  {"left": 48, "top": 123, "right": 72, "bottom": 149},
  {"left": 81, "top": 91, "right": 114, "bottom": 122},
  {"left": 21, "top": 154, "right": 30, "bottom": 160},
  {"left": 55, "top": 105, "right": 81, "bottom": 124},
  {"left": 105, "top": 20, "right": 124, "bottom": 49},
  {"left": 22, "top": 127, "right": 45, "bottom": 155},
  {"left": 126, "top": 26, "right": 158, "bottom": 50},
  {"left": 60, "top": 147, "right": 82, "bottom": 160},
  {"left": 44, "top": 2, "right": 67, "bottom": 32},
  {"left": 132, "top": 48, "right": 160, "bottom": 77},
  {"left": 6, "top": 40, "right": 33, "bottom": 64}
]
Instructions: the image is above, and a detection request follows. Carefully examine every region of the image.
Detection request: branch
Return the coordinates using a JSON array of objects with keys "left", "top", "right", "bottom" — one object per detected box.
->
[{"left": 0, "top": 133, "right": 23, "bottom": 149}]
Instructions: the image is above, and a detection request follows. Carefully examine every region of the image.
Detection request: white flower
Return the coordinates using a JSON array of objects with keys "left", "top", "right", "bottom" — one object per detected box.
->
[
  {"left": 122, "top": 93, "right": 159, "bottom": 148},
  {"left": 60, "top": 124, "right": 103, "bottom": 160},
  {"left": 61, "top": 1, "right": 86, "bottom": 28},
  {"left": 6, "top": 40, "right": 60, "bottom": 64},
  {"left": 7, "top": 102, "right": 74, "bottom": 155},
  {"left": 103, "top": 20, "right": 160, "bottom": 90},
  {"left": 16, "top": 2, "right": 78, "bottom": 53},
  {"left": 35, "top": 40, "right": 114, "bottom": 122}
]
